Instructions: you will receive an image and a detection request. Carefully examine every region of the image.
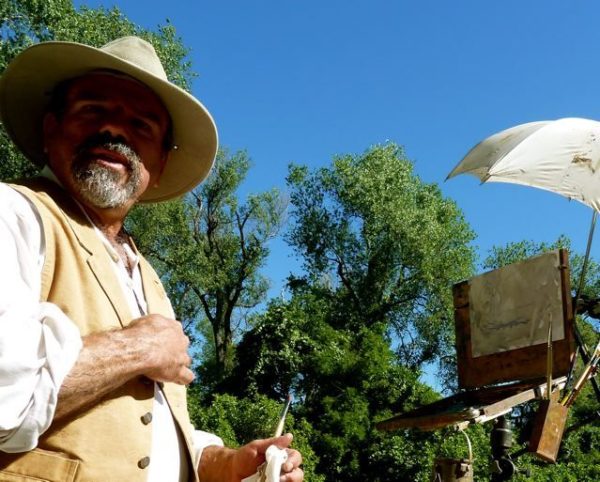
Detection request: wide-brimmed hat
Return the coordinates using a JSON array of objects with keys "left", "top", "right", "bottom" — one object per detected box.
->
[{"left": 0, "top": 36, "right": 218, "bottom": 202}]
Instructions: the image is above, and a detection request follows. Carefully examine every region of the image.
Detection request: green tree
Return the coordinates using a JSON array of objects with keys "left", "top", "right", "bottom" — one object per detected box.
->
[
  {"left": 128, "top": 149, "right": 285, "bottom": 377},
  {"left": 0, "top": 0, "right": 193, "bottom": 181},
  {"left": 224, "top": 294, "right": 444, "bottom": 481},
  {"left": 286, "top": 143, "right": 476, "bottom": 368},
  {"left": 213, "top": 144, "right": 479, "bottom": 480}
]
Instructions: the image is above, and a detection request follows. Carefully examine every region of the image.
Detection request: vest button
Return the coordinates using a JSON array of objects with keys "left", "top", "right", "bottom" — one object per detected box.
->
[
  {"left": 138, "top": 456, "right": 151, "bottom": 469},
  {"left": 141, "top": 412, "right": 153, "bottom": 425}
]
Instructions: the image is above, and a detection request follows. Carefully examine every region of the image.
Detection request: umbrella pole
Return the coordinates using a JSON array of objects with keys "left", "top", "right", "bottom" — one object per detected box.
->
[
  {"left": 573, "top": 211, "right": 597, "bottom": 316},
  {"left": 569, "top": 210, "right": 600, "bottom": 405}
]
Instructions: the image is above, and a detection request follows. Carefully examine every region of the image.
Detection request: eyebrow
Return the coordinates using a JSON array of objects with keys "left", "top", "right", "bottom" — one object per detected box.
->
[{"left": 73, "top": 89, "right": 108, "bottom": 102}]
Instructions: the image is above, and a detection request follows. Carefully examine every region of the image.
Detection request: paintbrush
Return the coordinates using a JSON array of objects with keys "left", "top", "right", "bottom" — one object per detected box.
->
[{"left": 274, "top": 394, "right": 292, "bottom": 437}]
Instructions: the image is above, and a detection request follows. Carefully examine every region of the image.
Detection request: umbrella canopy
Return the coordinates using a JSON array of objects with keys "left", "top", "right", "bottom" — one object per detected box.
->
[{"left": 447, "top": 118, "right": 600, "bottom": 212}]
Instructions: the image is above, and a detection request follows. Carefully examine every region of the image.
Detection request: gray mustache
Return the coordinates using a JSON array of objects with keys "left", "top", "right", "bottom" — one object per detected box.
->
[{"left": 76, "top": 133, "right": 140, "bottom": 167}]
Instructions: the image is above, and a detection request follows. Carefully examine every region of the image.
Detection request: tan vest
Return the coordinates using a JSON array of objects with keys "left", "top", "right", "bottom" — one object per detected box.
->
[{"left": 0, "top": 179, "right": 198, "bottom": 482}]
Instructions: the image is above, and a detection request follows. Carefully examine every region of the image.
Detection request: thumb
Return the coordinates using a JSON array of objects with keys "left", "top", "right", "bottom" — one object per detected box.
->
[{"left": 254, "top": 433, "right": 293, "bottom": 454}]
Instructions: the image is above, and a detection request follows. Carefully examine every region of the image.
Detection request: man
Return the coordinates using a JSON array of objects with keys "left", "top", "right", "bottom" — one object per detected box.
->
[{"left": 0, "top": 36, "right": 303, "bottom": 482}]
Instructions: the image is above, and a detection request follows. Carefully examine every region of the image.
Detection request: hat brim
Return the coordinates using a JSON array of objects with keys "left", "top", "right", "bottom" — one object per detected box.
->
[{"left": 0, "top": 41, "right": 218, "bottom": 202}]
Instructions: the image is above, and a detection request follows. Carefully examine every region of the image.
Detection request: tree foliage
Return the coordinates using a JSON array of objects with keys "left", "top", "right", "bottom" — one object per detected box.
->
[
  {"left": 216, "top": 294, "right": 444, "bottom": 481},
  {"left": 208, "top": 144, "right": 479, "bottom": 480},
  {"left": 286, "top": 143, "right": 476, "bottom": 367}
]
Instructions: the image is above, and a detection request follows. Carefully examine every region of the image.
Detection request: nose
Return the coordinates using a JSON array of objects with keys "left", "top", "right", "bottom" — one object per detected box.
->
[{"left": 97, "top": 107, "right": 131, "bottom": 144}]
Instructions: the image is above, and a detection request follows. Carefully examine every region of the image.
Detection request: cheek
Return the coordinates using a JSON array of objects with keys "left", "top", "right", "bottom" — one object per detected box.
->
[
  {"left": 139, "top": 146, "right": 167, "bottom": 179},
  {"left": 47, "top": 122, "right": 89, "bottom": 156},
  {"left": 136, "top": 156, "right": 160, "bottom": 188},
  {"left": 44, "top": 133, "right": 78, "bottom": 169}
]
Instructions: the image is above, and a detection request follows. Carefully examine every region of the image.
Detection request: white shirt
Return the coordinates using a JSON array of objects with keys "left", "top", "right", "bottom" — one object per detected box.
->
[{"left": 0, "top": 175, "right": 222, "bottom": 479}]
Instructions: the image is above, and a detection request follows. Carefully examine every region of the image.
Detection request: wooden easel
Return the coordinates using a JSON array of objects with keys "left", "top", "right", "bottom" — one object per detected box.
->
[{"left": 378, "top": 249, "right": 575, "bottom": 434}]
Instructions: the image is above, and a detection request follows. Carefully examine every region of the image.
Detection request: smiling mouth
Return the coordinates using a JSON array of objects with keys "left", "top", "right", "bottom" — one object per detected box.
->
[{"left": 83, "top": 148, "right": 132, "bottom": 172}]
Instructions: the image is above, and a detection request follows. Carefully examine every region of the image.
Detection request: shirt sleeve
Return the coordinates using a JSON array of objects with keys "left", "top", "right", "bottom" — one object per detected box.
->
[
  {"left": 192, "top": 429, "right": 225, "bottom": 472},
  {"left": 0, "top": 184, "right": 82, "bottom": 452}
]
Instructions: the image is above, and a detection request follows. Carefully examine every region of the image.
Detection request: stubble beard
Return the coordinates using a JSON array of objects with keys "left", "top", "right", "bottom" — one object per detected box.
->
[{"left": 72, "top": 143, "right": 143, "bottom": 209}]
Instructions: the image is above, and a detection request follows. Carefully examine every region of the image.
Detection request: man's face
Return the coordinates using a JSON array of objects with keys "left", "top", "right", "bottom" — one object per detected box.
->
[{"left": 43, "top": 73, "right": 171, "bottom": 209}]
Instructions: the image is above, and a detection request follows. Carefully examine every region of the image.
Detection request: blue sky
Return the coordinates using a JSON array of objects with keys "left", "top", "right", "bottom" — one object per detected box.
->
[{"left": 76, "top": 0, "right": 600, "bottom": 295}]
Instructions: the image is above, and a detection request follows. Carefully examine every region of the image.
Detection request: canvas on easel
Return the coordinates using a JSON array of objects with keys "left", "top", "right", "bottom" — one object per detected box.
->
[{"left": 454, "top": 248, "right": 574, "bottom": 389}]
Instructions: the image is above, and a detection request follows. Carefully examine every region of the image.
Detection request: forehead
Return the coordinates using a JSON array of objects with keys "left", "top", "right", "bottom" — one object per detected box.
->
[{"left": 65, "top": 73, "right": 170, "bottom": 125}]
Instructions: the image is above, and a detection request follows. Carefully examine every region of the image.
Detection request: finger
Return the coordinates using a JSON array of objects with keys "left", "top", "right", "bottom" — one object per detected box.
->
[
  {"left": 251, "top": 433, "right": 293, "bottom": 454},
  {"left": 282, "top": 449, "right": 302, "bottom": 472},
  {"left": 270, "top": 433, "right": 294, "bottom": 450},
  {"left": 178, "top": 367, "right": 195, "bottom": 385},
  {"left": 280, "top": 467, "right": 304, "bottom": 482}
]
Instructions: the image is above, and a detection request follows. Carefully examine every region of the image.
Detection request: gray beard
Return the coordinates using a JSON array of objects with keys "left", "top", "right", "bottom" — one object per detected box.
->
[{"left": 72, "top": 143, "right": 142, "bottom": 208}]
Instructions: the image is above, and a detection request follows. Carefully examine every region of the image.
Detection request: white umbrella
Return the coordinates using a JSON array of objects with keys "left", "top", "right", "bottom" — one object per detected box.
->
[
  {"left": 448, "top": 117, "right": 600, "bottom": 402},
  {"left": 447, "top": 117, "right": 600, "bottom": 212}
]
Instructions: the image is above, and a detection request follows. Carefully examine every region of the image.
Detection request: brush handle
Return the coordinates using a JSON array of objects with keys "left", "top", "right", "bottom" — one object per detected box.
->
[{"left": 274, "top": 395, "right": 292, "bottom": 437}]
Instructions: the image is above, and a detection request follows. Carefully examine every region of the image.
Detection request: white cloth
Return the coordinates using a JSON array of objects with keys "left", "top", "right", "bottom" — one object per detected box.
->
[{"left": 0, "top": 177, "right": 222, "bottom": 478}]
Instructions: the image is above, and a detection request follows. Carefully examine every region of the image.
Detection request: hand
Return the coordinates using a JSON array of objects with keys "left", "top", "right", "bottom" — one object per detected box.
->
[
  {"left": 231, "top": 433, "right": 303, "bottom": 482},
  {"left": 126, "top": 314, "right": 194, "bottom": 385}
]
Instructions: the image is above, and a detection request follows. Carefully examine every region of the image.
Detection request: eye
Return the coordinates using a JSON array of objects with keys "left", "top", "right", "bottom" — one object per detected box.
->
[
  {"left": 131, "top": 117, "right": 157, "bottom": 138},
  {"left": 79, "top": 103, "right": 106, "bottom": 115},
  {"left": 72, "top": 102, "right": 108, "bottom": 120}
]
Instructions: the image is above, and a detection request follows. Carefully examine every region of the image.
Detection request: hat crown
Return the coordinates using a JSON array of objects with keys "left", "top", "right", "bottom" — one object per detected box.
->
[{"left": 100, "top": 36, "right": 168, "bottom": 80}]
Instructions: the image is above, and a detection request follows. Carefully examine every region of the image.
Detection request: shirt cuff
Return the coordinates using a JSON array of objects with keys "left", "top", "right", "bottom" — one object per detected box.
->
[{"left": 192, "top": 430, "right": 224, "bottom": 472}]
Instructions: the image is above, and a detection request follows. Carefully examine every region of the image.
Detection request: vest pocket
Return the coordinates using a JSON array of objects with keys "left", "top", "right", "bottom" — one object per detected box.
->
[
  {"left": 0, "top": 448, "right": 79, "bottom": 482},
  {"left": 0, "top": 473, "right": 50, "bottom": 481}
]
